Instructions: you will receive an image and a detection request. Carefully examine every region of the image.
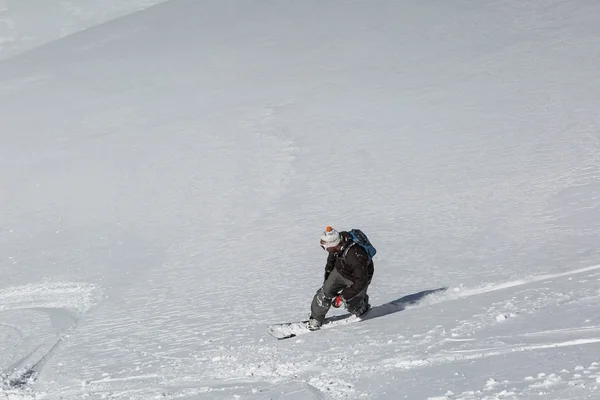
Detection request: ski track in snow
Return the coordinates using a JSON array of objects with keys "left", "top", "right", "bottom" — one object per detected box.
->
[
  {"left": 0, "top": 282, "right": 102, "bottom": 397},
  {"left": 372, "top": 265, "right": 600, "bottom": 399},
  {"left": 27, "top": 264, "right": 599, "bottom": 400},
  {"left": 0, "top": 282, "right": 101, "bottom": 315},
  {"left": 448, "top": 264, "right": 600, "bottom": 299},
  {"left": 0, "top": 269, "right": 598, "bottom": 399},
  {"left": 0, "top": 265, "right": 595, "bottom": 400},
  {"left": 426, "top": 362, "right": 600, "bottom": 400},
  {"left": 250, "top": 265, "right": 600, "bottom": 399}
]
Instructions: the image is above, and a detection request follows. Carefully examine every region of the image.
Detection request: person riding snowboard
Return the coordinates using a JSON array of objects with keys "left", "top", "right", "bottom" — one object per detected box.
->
[{"left": 308, "top": 226, "right": 375, "bottom": 330}]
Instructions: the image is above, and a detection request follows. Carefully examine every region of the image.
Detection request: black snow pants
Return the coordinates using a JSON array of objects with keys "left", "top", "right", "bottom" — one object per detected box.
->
[{"left": 310, "top": 268, "right": 370, "bottom": 323}]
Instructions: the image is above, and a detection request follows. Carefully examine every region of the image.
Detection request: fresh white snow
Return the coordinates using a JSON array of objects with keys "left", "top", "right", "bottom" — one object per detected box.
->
[
  {"left": 1, "top": 0, "right": 600, "bottom": 399},
  {"left": 0, "top": 0, "right": 168, "bottom": 60}
]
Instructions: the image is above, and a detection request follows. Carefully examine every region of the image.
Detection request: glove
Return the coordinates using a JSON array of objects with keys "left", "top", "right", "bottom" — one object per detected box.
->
[{"left": 332, "top": 294, "right": 344, "bottom": 308}]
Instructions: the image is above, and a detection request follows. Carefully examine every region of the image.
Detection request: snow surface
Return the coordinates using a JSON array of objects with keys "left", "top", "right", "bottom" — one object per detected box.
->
[
  {"left": 2, "top": 0, "right": 600, "bottom": 399},
  {"left": 0, "top": 0, "right": 167, "bottom": 60}
]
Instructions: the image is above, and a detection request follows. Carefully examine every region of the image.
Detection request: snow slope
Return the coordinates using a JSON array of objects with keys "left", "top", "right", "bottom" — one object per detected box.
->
[
  {"left": 0, "top": 0, "right": 168, "bottom": 60},
  {"left": 1, "top": 0, "right": 600, "bottom": 399}
]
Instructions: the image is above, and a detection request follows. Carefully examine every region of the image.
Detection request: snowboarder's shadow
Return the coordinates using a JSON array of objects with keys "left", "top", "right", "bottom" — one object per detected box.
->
[{"left": 326, "top": 287, "right": 447, "bottom": 324}]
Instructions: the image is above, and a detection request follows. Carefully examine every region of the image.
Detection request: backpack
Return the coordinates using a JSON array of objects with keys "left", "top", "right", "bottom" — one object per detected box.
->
[{"left": 342, "top": 229, "right": 377, "bottom": 264}]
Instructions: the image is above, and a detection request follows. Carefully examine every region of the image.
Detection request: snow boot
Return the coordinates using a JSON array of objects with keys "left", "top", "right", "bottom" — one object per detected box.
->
[{"left": 307, "top": 317, "right": 322, "bottom": 331}]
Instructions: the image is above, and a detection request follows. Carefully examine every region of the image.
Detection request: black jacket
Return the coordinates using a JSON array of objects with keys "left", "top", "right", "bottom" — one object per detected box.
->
[{"left": 324, "top": 232, "right": 374, "bottom": 299}]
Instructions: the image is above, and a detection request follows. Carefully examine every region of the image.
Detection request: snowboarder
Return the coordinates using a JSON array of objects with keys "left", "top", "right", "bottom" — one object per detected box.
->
[{"left": 307, "top": 226, "right": 374, "bottom": 330}]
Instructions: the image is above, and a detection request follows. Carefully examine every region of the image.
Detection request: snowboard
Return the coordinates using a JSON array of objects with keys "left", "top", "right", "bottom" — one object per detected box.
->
[
  {"left": 267, "top": 287, "right": 447, "bottom": 340},
  {"left": 267, "top": 314, "right": 361, "bottom": 340}
]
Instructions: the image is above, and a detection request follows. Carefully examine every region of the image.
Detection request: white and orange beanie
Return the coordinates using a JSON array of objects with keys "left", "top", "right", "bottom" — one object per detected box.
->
[{"left": 320, "top": 226, "right": 341, "bottom": 249}]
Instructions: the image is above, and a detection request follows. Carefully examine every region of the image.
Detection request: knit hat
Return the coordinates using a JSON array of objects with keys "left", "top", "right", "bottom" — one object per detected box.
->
[{"left": 320, "top": 226, "right": 341, "bottom": 249}]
